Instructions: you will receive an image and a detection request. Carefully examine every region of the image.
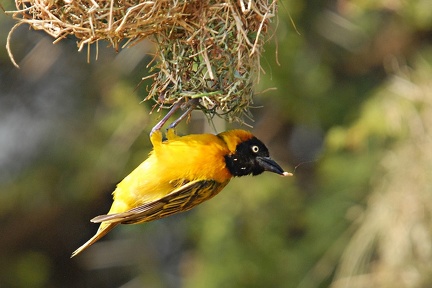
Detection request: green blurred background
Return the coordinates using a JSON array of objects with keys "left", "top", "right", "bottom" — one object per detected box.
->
[{"left": 1, "top": 1, "right": 432, "bottom": 287}]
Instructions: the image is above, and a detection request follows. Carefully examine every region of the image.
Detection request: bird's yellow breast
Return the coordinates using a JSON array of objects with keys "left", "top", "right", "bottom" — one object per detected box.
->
[{"left": 108, "top": 131, "right": 232, "bottom": 214}]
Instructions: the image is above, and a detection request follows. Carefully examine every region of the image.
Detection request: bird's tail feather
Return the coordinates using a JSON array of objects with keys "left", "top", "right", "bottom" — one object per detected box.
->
[{"left": 71, "top": 222, "right": 118, "bottom": 258}]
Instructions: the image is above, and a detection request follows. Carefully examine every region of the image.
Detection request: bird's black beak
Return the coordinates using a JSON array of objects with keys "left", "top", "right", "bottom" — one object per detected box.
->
[{"left": 256, "top": 157, "right": 292, "bottom": 176}]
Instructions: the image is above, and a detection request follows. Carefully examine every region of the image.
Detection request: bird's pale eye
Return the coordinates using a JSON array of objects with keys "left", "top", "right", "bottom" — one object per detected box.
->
[{"left": 251, "top": 145, "right": 259, "bottom": 153}]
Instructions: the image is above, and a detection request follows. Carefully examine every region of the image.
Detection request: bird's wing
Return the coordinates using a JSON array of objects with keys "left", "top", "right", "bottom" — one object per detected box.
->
[{"left": 91, "top": 179, "right": 226, "bottom": 225}]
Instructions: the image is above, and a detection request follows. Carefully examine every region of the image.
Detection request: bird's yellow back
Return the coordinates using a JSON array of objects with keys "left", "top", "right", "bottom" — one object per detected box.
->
[{"left": 108, "top": 130, "right": 233, "bottom": 215}]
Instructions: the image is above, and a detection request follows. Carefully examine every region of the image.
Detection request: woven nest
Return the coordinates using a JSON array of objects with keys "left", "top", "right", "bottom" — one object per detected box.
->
[{"left": 7, "top": 0, "right": 277, "bottom": 123}]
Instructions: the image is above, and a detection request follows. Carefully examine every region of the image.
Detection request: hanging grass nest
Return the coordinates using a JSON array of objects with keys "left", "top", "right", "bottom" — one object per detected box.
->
[{"left": 7, "top": 0, "right": 277, "bottom": 123}]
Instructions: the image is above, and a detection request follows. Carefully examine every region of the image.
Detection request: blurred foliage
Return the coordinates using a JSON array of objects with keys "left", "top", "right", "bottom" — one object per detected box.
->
[{"left": 1, "top": 0, "right": 432, "bottom": 287}]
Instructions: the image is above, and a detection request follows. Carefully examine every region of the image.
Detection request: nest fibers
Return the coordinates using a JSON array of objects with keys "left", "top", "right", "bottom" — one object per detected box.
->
[{"left": 7, "top": 0, "right": 278, "bottom": 123}]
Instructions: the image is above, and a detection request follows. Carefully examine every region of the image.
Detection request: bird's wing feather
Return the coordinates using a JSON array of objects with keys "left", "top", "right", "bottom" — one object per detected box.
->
[{"left": 91, "top": 179, "right": 226, "bottom": 225}]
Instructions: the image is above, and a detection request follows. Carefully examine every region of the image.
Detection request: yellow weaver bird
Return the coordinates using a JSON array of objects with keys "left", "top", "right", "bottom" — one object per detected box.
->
[{"left": 72, "top": 105, "right": 291, "bottom": 257}]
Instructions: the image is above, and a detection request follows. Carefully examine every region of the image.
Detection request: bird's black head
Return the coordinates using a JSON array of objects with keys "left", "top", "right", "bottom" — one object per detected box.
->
[{"left": 224, "top": 137, "right": 286, "bottom": 177}]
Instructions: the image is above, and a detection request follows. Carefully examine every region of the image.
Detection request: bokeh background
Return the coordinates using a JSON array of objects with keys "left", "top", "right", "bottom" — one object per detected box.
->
[{"left": 1, "top": 0, "right": 432, "bottom": 287}]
